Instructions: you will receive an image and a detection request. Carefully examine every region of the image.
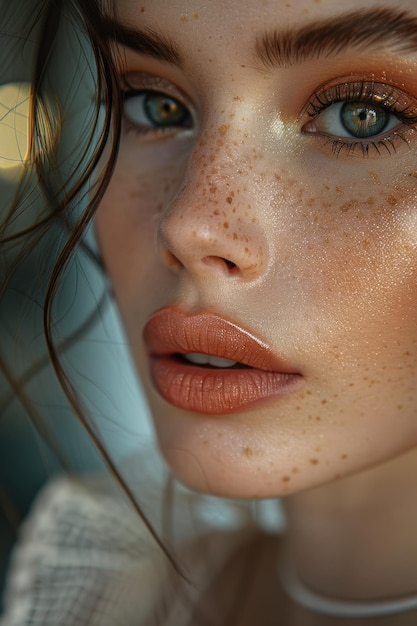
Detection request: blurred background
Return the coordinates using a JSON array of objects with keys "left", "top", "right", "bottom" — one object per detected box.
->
[{"left": 0, "top": 1, "right": 154, "bottom": 603}]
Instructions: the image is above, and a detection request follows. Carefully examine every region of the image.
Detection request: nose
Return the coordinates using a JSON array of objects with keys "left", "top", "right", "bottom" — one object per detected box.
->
[{"left": 158, "top": 130, "right": 268, "bottom": 282}]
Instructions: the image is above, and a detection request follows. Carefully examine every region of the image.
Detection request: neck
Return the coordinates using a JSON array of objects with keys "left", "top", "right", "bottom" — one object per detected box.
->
[{"left": 281, "top": 448, "right": 417, "bottom": 604}]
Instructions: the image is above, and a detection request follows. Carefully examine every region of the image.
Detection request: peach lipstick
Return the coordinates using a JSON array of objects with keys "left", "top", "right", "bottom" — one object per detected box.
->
[{"left": 143, "top": 308, "right": 304, "bottom": 414}]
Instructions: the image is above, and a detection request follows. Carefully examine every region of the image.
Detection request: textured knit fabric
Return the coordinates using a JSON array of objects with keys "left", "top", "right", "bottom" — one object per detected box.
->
[
  {"left": 0, "top": 474, "right": 257, "bottom": 625},
  {"left": 0, "top": 478, "right": 168, "bottom": 625}
]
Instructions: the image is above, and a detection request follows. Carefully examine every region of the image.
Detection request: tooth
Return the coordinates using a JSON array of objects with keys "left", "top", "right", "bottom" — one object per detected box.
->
[
  {"left": 186, "top": 353, "right": 209, "bottom": 365},
  {"left": 208, "top": 356, "right": 237, "bottom": 368},
  {"left": 184, "top": 353, "right": 237, "bottom": 368}
]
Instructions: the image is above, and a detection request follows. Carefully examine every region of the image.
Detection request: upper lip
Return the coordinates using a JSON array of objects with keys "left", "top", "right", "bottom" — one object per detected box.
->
[{"left": 143, "top": 307, "right": 299, "bottom": 373}]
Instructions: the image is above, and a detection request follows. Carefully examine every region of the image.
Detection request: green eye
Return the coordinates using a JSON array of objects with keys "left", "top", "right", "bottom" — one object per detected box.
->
[
  {"left": 340, "top": 102, "right": 390, "bottom": 138},
  {"left": 124, "top": 90, "right": 193, "bottom": 130},
  {"left": 144, "top": 93, "right": 189, "bottom": 126}
]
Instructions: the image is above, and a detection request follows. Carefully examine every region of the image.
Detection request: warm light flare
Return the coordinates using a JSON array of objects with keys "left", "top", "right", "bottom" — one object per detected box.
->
[{"left": 0, "top": 82, "right": 30, "bottom": 171}]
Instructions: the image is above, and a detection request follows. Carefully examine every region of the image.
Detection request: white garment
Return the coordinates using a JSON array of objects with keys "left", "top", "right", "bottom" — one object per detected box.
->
[
  {"left": 0, "top": 474, "right": 256, "bottom": 625},
  {"left": 0, "top": 478, "right": 169, "bottom": 625}
]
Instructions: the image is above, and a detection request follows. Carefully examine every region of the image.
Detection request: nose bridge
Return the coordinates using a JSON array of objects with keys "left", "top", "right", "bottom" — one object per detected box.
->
[{"left": 158, "top": 122, "right": 268, "bottom": 280}]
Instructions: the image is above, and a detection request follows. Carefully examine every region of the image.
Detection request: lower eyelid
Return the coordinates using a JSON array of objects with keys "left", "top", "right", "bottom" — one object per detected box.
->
[{"left": 303, "top": 126, "right": 415, "bottom": 159}]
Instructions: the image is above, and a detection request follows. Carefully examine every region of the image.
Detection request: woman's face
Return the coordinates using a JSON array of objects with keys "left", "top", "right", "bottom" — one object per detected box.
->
[{"left": 96, "top": 0, "right": 417, "bottom": 498}]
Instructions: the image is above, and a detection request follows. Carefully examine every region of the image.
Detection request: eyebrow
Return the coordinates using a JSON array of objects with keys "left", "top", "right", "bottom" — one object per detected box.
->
[
  {"left": 103, "top": 7, "right": 417, "bottom": 71},
  {"left": 255, "top": 7, "right": 417, "bottom": 69},
  {"left": 103, "top": 18, "right": 182, "bottom": 66}
]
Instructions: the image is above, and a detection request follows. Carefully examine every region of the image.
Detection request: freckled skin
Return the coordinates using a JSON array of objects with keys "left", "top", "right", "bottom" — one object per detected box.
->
[{"left": 96, "top": 0, "right": 417, "bottom": 501}]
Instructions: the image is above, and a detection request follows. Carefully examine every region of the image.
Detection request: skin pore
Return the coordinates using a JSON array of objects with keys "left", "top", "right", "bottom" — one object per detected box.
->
[{"left": 95, "top": 0, "right": 417, "bottom": 622}]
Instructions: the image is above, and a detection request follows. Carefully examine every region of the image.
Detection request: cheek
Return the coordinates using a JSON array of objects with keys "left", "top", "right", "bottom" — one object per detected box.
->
[
  {"left": 276, "top": 175, "right": 417, "bottom": 315},
  {"left": 254, "top": 170, "right": 417, "bottom": 397},
  {"left": 95, "top": 157, "right": 187, "bottom": 302}
]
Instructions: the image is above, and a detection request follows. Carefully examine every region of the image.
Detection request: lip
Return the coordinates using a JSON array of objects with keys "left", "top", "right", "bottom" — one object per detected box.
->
[{"left": 143, "top": 307, "right": 304, "bottom": 415}]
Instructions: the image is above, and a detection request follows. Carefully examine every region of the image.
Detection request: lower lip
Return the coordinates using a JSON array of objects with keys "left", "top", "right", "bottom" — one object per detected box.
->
[{"left": 150, "top": 356, "right": 304, "bottom": 415}]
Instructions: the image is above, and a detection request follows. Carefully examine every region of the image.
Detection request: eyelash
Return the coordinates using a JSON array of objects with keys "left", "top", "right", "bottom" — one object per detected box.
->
[{"left": 302, "top": 80, "right": 417, "bottom": 157}]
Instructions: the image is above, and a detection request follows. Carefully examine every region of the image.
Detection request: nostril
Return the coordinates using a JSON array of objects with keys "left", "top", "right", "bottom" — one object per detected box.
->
[
  {"left": 224, "top": 259, "right": 237, "bottom": 271},
  {"left": 203, "top": 256, "right": 239, "bottom": 276}
]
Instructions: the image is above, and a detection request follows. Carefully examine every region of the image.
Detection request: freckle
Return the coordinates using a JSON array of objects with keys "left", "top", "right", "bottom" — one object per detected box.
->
[
  {"left": 140, "top": 6, "right": 145, "bottom": 12},
  {"left": 193, "top": 12, "right": 199, "bottom": 19},
  {"left": 340, "top": 199, "right": 357, "bottom": 212},
  {"left": 213, "top": 209, "right": 220, "bottom": 216},
  {"left": 310, "top": 458, "right": 319, "bottom": 465},
  {"left": 210, "top": 186, "right": 217, "bottom": 193},
  {"left": 233, "top": 233, "right": 238, "bottom": 240},
  {"left": 315, "top": 416, "right": 321, "bottom": 421},
  {"left": 292, "top": 467, "right": 299, "bottom": 474},
  {"left": 387, "top": 195, "right": 398, "bottom": 206},
  {"left": 218, "top": 124, "right": 230, "bottom": 136},
  {"left": 341, "top": 454, "right": 348, "bottom": 460},
  {"left": 232, "top": 207, "right": 236, "bottom": 213},
  {"left": 282, "top": 476, "right": 291, "bottom": 483},
  {"left": 315, "top": 446, "right": 321, "bottom": 453},
  {"left": 226, "top": 196, "right": 233, "bottom": 204},
  {"left": 243, "top": 447, "right": 253, "bottom": 458},
  {"left": 397, "top": 404, "right": 403, "bottom": 410},
  {"left": 180, "top": 15, "right": 188, "bottom": 23},
  {"left": 223, "top": 221, "right": 229, "bottom": 229},
  {"left": 217, "top": 139, "right": 224, "bottom": 147},
  {"left": 321, "top": 399, "right": 327, "bottom": 405}
]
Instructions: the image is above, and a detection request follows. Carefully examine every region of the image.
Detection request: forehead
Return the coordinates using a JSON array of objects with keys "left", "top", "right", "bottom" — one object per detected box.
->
[
  {"left": 113, "top": 0, "right": 417, "bottom": 32},
  {"left": 111, "top": 0, "right": 417, "bottom": 73}
]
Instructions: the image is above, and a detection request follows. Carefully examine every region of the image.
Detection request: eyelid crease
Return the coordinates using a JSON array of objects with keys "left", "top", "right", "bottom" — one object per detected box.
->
[
  {"left": 120, "top": 72, "right": 187, "bottom": 99},
  {"left": 303, "top": 80, "right": 417, "bottom": 123}
]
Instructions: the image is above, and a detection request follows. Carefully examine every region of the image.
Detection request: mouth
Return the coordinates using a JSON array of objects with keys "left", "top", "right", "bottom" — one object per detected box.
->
[
  {"left": 143, "top": 308, "right": 304, "bottom": 415},
  {"left": 180, "top": 353, "right": 244, "bottom": 368}
]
